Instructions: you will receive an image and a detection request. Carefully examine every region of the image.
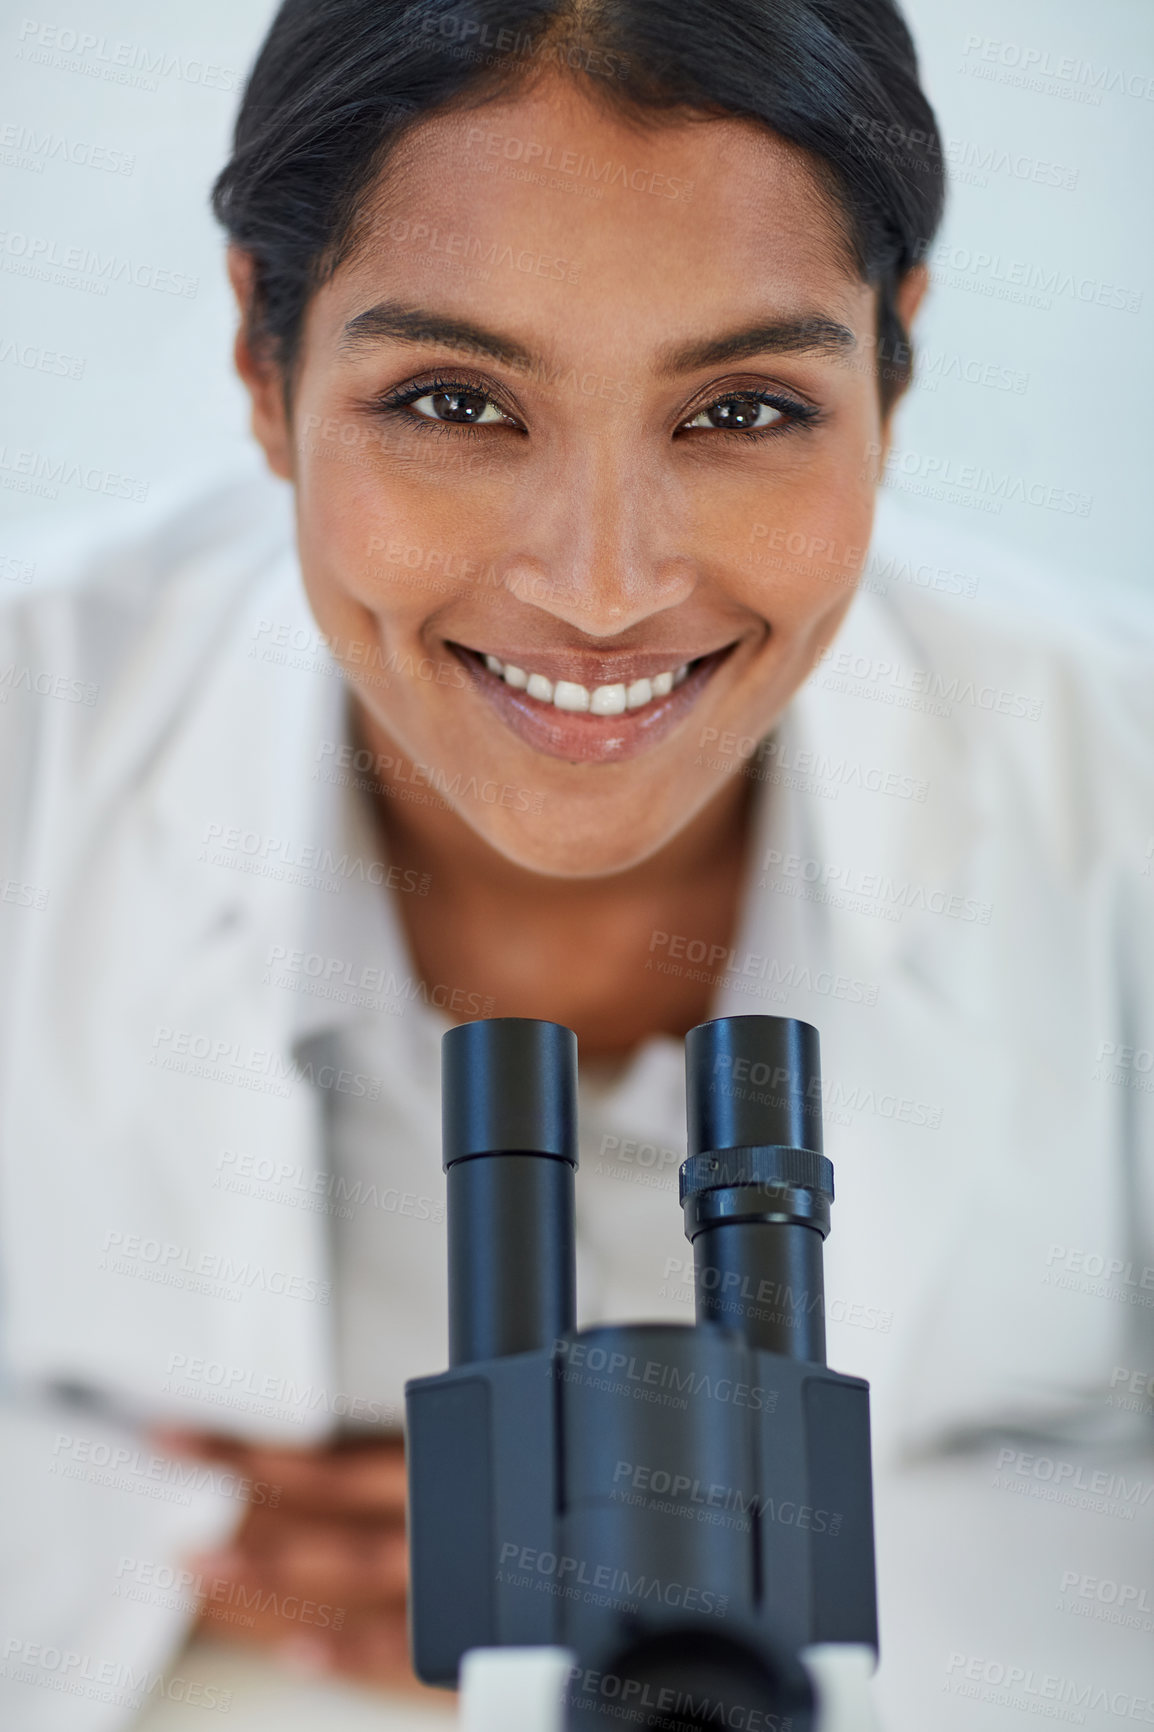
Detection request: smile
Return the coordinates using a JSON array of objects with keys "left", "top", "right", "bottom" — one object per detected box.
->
[
  {"left": 480, "top": 652, "right": 690, "bottom": 715},
  {"left": 449, "top": 641, "right": 738, "bottom": 765}
]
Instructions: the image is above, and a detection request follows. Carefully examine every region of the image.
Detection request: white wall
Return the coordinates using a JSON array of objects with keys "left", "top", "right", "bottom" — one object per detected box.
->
[{"left": 1, "top": 0, "right": 1151, "bottom": 593}]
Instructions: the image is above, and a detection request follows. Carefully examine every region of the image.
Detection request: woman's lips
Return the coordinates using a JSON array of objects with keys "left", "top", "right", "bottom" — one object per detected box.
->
[{"left": 448, "top": 641, "right": 737, "bottom": 764}]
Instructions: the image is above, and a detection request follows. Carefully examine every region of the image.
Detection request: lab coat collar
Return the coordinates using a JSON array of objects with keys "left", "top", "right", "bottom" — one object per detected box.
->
[{"left": 147, "top": 549, "right": 452, "bottom": 1080}]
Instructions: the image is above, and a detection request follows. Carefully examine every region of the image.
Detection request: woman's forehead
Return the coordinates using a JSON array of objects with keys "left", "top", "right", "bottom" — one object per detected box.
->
[{"left": 315, "top": 74, "right": 869, "bottom": 360}]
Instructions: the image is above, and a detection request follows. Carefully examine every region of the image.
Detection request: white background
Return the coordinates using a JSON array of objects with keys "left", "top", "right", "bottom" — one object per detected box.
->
[{"left": 1, "top": 0, "right": 1152, "bottom": 597}]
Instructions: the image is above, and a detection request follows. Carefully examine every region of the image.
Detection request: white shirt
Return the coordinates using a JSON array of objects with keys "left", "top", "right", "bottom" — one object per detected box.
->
[{"left": 1, "top": 466, "right": 1152, "bottom": 1730}]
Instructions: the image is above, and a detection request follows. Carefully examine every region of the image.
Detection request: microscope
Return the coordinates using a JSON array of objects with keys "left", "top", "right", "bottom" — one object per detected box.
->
[{"left": 405, "top": 1014, "right": 880, "bottom": 1731}]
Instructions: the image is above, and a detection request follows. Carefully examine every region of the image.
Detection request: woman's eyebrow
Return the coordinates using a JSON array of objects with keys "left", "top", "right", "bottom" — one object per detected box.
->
[
  {"left": 338, "top": 302, "right": 533, "bottom": 367},
  {"left": 655, "top": 316, "right": 856, "bottom": 374},
  {"left": 338, "top": 300, "right": 856, "bottom": 371}
]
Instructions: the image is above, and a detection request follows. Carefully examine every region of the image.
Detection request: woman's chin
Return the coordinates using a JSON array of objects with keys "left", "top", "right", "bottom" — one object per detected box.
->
[{"left": 466, "top": 807, "right": 685, "bottom": 881}]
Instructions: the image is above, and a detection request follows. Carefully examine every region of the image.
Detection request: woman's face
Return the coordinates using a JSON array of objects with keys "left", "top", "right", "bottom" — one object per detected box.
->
[{"left": 239, "top": 73, "right": 911, "bottom": 878}]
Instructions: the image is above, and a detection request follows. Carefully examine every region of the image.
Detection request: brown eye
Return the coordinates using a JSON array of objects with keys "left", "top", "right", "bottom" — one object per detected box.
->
[
  {"left": 685, "top": 395, "right": 784, "bottom": 432},
  {"left": 410, "top": 388, "right": 507, "bottom": 425}
]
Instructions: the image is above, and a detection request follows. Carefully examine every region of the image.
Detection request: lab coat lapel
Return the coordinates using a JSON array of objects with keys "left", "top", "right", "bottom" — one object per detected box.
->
[
  {"left": 723, "top": 577, "right": 1124, "bottom": 1457},
  {"left": 3, "top": 551, "right": 345, "bottom": 1439},
  {"left": 716, "top": 582, "right": 1004, "bottom": 1457}
]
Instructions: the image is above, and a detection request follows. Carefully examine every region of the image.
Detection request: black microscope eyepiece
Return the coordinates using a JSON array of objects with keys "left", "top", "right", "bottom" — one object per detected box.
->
[
  {"left": 442, "top": 1015, "right": 578, "bottom": 1169},
  {"left": 686, "top": 1012, "right": 825, "bottom": 1155},
  {"left": 441, "top": 1017, "right": 578, "bottom": 1367},
  {"left": 680, "top": 1013, "right": 833, "bottom": 1233},
  {"left": 680, "top": 1015, "right": 834, "bottom": 1360}
]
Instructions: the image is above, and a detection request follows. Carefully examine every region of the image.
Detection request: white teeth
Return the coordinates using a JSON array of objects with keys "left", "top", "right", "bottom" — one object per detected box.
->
[
  {"left": 479, "top": 653, "right": 695, "bottom": 714},
  {"left": 553, "top": 680, "right": 590, "bottom": 712},
  {"left": 590, "top": 683, "right": 627, "bottom": 716}
]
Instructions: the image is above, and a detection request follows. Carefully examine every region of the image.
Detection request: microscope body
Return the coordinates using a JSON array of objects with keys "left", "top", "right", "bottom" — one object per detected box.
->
[{"left": 405, "top": 1016, "right": 879, "bottom": 1731}]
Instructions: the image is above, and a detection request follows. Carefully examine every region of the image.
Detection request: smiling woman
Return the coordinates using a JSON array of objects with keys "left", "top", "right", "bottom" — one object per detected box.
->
[
  {"left": 2, "top": 3, "right": 1152, "bottom": 1732},
  {"left": 211, "top": 0, "right": 939, "bottom": 1046}
]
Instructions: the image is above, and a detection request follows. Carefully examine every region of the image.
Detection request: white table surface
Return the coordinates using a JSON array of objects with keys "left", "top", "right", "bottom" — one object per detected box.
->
[
  {"left": 131, "top": 1442, "right": 1154, "bottom": 1732},
  {"left": 130, "top": 1639, "right": 457, "bottom": 1732}
]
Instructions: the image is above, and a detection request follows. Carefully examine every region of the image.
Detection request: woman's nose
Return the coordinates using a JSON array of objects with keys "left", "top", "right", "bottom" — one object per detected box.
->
[{"left": 496, "top": 441, "right": 699, "bottom": 637}]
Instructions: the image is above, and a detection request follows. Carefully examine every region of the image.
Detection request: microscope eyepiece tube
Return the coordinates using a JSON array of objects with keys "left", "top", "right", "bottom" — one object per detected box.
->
[
  {"left": 681, "top": 1016, "right": 833, "bottom": 1362},
  {"left": 686, "top": 1013, "right": 823, "bottom": 1156},
  {"left": 441, "top": 1018, "right": 578, "bottom": 1366}
]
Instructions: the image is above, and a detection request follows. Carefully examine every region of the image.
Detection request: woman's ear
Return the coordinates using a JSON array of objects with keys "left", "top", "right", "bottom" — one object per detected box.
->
[
  {"left": 872, "top": 262, "right": 930, "bottom": 472},
  {"left": 227, "top": 245, "right": 294, "bottom": 481},
  {"left": 895, "top": 260, "right": 930, "bottom": 336}
]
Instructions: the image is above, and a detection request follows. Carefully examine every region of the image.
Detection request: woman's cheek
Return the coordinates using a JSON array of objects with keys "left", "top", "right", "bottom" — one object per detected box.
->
[
  {"left": 293, "top": 447, "right": 438, "bottom": 627},
  {"left": 714, "top": 469, "right": 874, "bottom": 633}
]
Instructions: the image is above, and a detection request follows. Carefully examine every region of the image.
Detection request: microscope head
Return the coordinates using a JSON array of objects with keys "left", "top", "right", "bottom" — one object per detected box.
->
[{"left": 405, "top": 1013, "right": 877, "bottom": 1729}]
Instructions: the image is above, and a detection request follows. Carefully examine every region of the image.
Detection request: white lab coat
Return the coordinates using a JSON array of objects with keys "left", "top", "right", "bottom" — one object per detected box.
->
[{"left": 0, "top": 466, "right": 1152, "bottom": 1731}]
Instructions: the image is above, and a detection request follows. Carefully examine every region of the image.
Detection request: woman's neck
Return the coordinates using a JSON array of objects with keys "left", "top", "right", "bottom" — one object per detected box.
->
[{"left": 353, "top": 703, "right": 759, "bottom": 1057}]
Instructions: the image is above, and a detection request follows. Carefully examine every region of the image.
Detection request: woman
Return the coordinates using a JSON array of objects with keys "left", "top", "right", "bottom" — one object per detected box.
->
[{"left": 1, "top": 1, "right": 1151, "bottom": 1728}]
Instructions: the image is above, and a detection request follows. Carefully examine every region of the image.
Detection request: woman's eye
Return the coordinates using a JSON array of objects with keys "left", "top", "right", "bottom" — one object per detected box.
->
[
  {"left": 684, "top": 395, "right": 784, "bottom": 433},
  {"left": 408, "top": 388, "right": 508, "bottom": 425}
]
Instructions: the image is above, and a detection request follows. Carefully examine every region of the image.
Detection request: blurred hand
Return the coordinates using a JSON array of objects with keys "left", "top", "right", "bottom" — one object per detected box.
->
[{"left": 152, "top": 1428, "right": 436, "bottom": 1694}]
